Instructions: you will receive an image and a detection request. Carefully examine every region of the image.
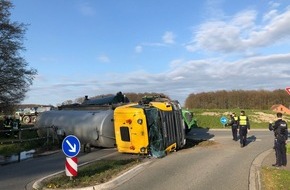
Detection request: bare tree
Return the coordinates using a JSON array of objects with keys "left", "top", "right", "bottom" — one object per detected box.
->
[{"left": 0, "top": 1, "right": 37, "bottom": 113}]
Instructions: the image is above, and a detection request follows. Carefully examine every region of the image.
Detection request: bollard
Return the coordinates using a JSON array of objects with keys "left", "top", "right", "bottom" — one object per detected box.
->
[{"left": 65, "top": 157, "right": 78, "bottom": 177}]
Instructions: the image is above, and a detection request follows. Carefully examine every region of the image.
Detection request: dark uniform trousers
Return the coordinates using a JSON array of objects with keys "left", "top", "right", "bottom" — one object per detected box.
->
[
  {"left": 232, "top": 125, "right": 238, "bottom": 141},
  {"left": 239, "top": 126, "right": 248, "bottom": 146},
  {"left": 275, "top": 139, "right": 287, "bottom": 166}
]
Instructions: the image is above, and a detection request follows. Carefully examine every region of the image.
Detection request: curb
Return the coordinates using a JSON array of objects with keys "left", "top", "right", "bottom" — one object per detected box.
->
[
  {"left": 249, "top": 148, "right": 273, "bottom": 190},
  {"left": 32, "top": 153, "right": 152, "bottom": 190}
]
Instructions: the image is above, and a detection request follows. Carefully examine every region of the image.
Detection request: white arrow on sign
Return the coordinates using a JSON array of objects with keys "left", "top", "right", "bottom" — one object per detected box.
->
[{"left": 66, "top": 140, "right": 76, "bottom": 153}]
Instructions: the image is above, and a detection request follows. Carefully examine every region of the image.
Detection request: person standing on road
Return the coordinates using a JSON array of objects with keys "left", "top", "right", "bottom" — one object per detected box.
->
[
  {"left": 227, "top": 113, "right": 239, "bottom": 141},
  {"left": 238, "top": 110, "right": 250, "bottom": 147},
  {"left": 269, "top": 112, "right": 288, "bottom": 167}
]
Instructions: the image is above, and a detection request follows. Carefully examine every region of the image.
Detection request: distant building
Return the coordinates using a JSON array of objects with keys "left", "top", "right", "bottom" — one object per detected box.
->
[{"left": 270, "top": 104, "right": 290, "bottom": 115}]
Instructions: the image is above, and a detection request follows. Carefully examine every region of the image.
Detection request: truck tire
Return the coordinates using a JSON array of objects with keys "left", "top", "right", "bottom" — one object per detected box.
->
[
  {"left": 22, "top": 115, "right": 31, "bottom": 124},
  {"left": 31, "top": 116, "right": 37, "bottom": 123}
]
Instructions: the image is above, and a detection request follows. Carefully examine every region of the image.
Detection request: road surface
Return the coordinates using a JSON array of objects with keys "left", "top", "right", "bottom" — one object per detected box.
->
[
  {"left": 0, "top": 148, "right": 118, "bottom": 190},
  {"left": 113, "top": 129, "right": 273, "bottom": 190},
  {"left": 0, "top": 129, "right": 273, "bottom": 190}
]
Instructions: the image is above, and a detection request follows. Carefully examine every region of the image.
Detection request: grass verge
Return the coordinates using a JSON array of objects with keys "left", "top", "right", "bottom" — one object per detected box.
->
[
  {"left": 261, "top": 144, "right": 290, "bottom": 190},
  {"left": 0, "top": 125, "right": 59, "bottom": 156},
  {"left": 42, "top": 158, "right": 140, "bottom": 189},
  {"left": 261, "top": 167, "right": 290, "bottom": 190}
]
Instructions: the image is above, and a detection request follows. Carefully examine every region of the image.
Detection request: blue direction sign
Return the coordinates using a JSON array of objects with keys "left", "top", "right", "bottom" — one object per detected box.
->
[
  {"left": 220, "top": 116, "right": 228, "bottom": 125},
  {"left": 62, "top": 135, "right": 81, "bottom": 158}
]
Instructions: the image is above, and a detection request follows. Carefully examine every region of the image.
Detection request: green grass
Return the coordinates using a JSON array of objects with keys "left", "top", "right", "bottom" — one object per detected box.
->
[
  {"left": 261, "top": 144, "right": 290, "bottom": 190},
  {"left": 261, "top": 167, "right": 290, "bottom": 190},
  {"left": 43, "top": 158, "right": 140, "bottom": 189},
  {"left": 0, "top": 125, "right": 57, "bottom": 156},
  {"left": 190, "top": 109, "right": 288, "bottom": 129}
]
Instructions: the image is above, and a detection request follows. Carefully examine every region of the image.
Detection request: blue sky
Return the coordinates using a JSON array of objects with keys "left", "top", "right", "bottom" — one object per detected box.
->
[{"left": 10, "top": 0, "right": 290, "bottom": 106}]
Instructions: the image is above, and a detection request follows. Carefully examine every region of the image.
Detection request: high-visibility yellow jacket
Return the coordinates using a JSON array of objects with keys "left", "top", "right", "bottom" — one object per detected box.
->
[{"left": 238, "top": 115, "right": 250, "bottom": 128}]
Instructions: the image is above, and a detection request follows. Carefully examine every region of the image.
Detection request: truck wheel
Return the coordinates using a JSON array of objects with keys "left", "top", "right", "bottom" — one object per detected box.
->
[
  {"left": 31, "top": 116, "right": 37, "bottom": 123},
  {"left": 22, "top": 116, "right": 30, "bottom": 124}
]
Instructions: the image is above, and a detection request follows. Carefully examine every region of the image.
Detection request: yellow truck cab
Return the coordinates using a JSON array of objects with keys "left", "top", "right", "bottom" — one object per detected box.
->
[{"left": 114, "top": 98, "right": 186, "bottom": 158}]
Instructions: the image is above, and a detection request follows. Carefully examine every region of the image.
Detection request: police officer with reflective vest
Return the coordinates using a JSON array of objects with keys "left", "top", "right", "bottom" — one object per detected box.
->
[
  {"left": 238, "top": 110, "right": 250, "bottom": 147},
  {"left": 269, "top": 112, "right": 288, "bottom": 167},
  {"left": 227, "top": 113, "right": 239, "bottom": 141}
]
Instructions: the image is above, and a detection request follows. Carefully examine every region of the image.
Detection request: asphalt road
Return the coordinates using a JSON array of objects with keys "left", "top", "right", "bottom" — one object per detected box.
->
[
  {"left": 0, "top": 148, "right": 118, "bottom": 190},
  {"left": 113, "top": 129, "right": 273, "bottom": 190},
  {"left": 0, "top": 129, "right": 273, "bottom": 190}
]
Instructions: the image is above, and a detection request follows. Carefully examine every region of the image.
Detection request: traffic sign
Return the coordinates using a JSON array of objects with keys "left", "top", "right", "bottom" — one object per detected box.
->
[
  {"left": 286, "top": 87, "right": 290, "bottom": 95},
  {"left": 220, "top": 116, "right": 228, "bottom": 125},
  {"left": 62, "top": 135, "right": 81, "bottom": 158}
]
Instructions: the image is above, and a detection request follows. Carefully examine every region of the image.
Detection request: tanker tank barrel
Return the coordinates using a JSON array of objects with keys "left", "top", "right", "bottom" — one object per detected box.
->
[
  {"left": 35, "top": 92, "right": 131, "bottom": 150},
  {"left": 82, "top": 92, "right": 129, "bottom": 106}
]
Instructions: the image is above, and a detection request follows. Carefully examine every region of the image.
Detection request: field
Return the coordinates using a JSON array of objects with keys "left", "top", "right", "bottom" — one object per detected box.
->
[{"left": 191, "top": 109, "right": 290, "bottom": 129}]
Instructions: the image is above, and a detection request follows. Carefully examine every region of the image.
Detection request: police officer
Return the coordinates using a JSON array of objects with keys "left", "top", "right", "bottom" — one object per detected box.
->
[
  {"left": 269, "top": 112, "right": 288, "bottom": 167},
  {"left": 3, "top": 115, "right": 13, "bottom": 137},
  {"left": 12, "top": 115, "right": 21, "bottom": 138},
  {"left": 238, "top": 110, "right": 250, "bottom": 147},
  {"left": 227, "top": 113, "right": 239, "bottom": 141}
]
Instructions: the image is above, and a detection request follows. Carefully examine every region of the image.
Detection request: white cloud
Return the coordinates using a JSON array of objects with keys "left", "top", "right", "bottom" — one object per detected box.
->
[
  {"left": 204, "top": 0, "right": 225, "bottom": 19},
  {"left": 25, "top": 51, "right": 290, "bottom": 106},
  {"left": 172, "top": 76, "right": 185, "bottom": 81},
  {"left": 231, "top": 10, "right": 256, "bottom": 29},
  {"left": 186, "top": 7, "right": 290, "bottom": 53},
  {"left": 162, "top": 31, "right": 175, "bottom": 44},
  {"left": 263, "top": 10, "right": 278, "bottom": 21},
  {"left": 97, "top": 55, "right": 110, "bottom": 63},
  {"left": 137, "top": 32, "right": 175, "bottom": 50},
  {"left": 249, "top": 9, "right": 290, "bottom": 46},
  {"left": 269, "top": 1, "right": 280, "bottom": 9},
  {"left": 135, "top": 45, "right": 143, "bottom": 53}
]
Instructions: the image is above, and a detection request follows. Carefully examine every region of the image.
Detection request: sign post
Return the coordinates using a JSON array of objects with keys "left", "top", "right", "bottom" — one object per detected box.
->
[{"left": 62, "top": 135, "right": 81, "bottom": 178}]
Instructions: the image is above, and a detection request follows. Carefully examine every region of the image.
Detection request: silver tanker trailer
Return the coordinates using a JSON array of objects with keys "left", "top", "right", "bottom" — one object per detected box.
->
[{"left": 35, "top": 92, "right": 130, "bottom": 151}]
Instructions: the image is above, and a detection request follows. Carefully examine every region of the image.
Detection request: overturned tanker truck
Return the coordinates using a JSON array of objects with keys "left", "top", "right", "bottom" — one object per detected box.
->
[
  {"left": 35, "top": 92, "right": 129, "bottom": 151},
  {"left": 36, "top": 92, "right": 188, "bottom": 157}
]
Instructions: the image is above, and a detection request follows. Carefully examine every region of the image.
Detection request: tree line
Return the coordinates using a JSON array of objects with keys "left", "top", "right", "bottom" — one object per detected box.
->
[
  {"left": 184, "top": 89, "right": 290, "bottom": 110},
  {"left": 59, "top": 89, "right": 290, "bottom": 110}
]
